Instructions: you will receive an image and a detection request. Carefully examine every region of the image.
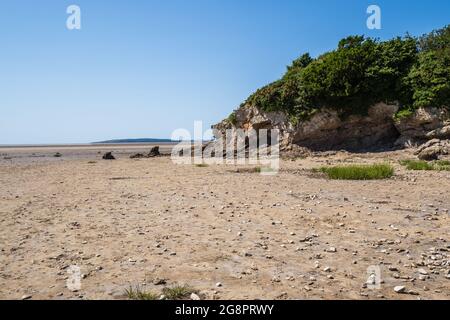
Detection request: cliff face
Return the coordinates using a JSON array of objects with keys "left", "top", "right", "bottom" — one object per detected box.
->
[{"left": 213, "top": 103, "right": 449, "bottom": 153}]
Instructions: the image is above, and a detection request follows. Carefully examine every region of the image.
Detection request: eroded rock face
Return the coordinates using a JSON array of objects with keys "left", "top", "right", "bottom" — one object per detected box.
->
[
  {"left": 414, "top": 139, "right": 450, "bottom": 161},
  {"left": 213, "top": 103, "right": 449, "bottom": 154},
  {"left": 214, "top": 103, "right": 400, "bottom": 152},
  {"left": 394, "top": 108, "right": 449, "bottom": 147},
  {"left": 292, "top": 103, "right": 399, "bottom": 151}
]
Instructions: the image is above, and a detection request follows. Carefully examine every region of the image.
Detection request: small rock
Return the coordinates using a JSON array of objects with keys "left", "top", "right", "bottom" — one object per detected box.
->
[
  {"left": 153, "top": 278, "right": 167, "bottom": 285},
  {"left": 216, "top": 282, "right": 222, "bottom": 287},
  {"left": 21, "top": 295, "right": 32, "bottom": 300},
  {"left": 394, "top": 286, "right": 406, "bottom": 293},
  {"left": 418, "top": 268, "right": 428, "bottom": 275},
  {"left": 190, "top": 293, "right": 201, "bottom": 300}
]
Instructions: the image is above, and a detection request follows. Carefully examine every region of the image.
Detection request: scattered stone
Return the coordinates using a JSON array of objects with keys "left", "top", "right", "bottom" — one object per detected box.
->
[
  {"left": 21, "top": 295, "right": 32, "bottom": 300},
  {"left": 130, "top": 153, "right": 146, "bottom": 159},
  {"left": 216, "top": 282, "right": 222, "bottom": 287},
  {"left": 389, "top": 267, "right": 399, "bottom": 272},
  {"left": 130, "top": 146, "right": 161, "bottom": 159},
  {"left": 148, "top": 146, "right": 161, "bottom": 157},
  {"left": 102, "top": 152, "right": 115, "bottom": 160},
  {"left": 153, "top": 278, "right": 167, "bottom": 285},
  {"left": 418, "top": 268, "right": 428, "bottom": 275},
  {"left": 190, "top": 293, "right": 201, "bottom": 300},
  {"left": 394, "top": 286, "right": 406, "bottom": 293},
  {"left": 415, "top": 139, "right": 450, "bottom": 161}
]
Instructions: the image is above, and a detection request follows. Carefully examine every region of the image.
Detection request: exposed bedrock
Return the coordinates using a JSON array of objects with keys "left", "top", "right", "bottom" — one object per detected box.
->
[{"left": 213, "top": 103, "right": 449, "bottom": 154}]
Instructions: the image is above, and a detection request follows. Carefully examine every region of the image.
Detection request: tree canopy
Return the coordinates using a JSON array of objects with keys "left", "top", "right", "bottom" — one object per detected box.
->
[{"left": 243, "top": 25, "right": 450, "bottom": 122}]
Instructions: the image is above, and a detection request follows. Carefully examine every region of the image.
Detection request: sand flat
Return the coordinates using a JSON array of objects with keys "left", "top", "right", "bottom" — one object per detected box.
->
[{"left": 0, "top": 147, "right": 449, "bottom": 300}]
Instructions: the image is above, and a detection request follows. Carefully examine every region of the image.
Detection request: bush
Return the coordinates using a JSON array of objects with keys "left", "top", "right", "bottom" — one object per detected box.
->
[
  {"left": 243, "top": 25, "right": 450, "bottom": 123},
  {"left": 400, "top": 160, "right": 434, "bottom": 170},
  {"left": 125, "top": 286, "right": 159, "bottom": 300},
  {"left": 318, "top": 164, "right": 394, "bottom": 180},
  {"left": 227, "top": 112, "right": 237, "bottom": 125},
  {"left": 400, "top": 159, "right": 450, "bottom": 171}
]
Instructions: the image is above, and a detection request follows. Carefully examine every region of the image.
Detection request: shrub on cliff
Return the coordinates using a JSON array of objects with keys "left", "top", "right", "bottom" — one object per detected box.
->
[{"left": 244, "top": 25, "right": 450, "bottom": 122}]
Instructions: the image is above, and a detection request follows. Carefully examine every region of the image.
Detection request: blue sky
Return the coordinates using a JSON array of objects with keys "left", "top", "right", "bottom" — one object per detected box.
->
[{"left": 1, "top": 0, "right": 449, "bottom": 144}]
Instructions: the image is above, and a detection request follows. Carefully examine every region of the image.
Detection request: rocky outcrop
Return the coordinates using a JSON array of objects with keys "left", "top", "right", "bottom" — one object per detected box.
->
[
  {"left": 213, "top": 103, "right": 449, "bottom": 155},
  {"left": 130, "top": 146, "right": 161, "bottom": 159},
  {"left": 394, "top": 108, "right": 449, "bottom": 147},
  {"left": 415, "top": 139, "right": 450, "bottom": 161},
  {"left": 214, "top": 103, "right": 400, "bottom": 152}
]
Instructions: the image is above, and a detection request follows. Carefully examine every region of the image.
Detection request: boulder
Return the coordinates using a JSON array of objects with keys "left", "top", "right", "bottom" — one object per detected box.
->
[
  {"left": 148, "top": 146, "right": 160, "bottom": 157},
  {"left": 102, "top": 152, "right": 116, "bottom": 160},
  {"left": 394, "top": 108, "right": 449, "bottom": 147},
  {"left": 415, "top": 139, "right": 450, "bottom": 161},
  {"left": 130, "top": 146, "right": 161, "bottom": 159},
  {"left": 426, "top": 124, "right": 450, "bottom": 140}
]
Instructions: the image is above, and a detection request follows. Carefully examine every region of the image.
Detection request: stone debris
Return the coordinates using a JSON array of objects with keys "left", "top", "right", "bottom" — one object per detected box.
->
[
  {"left": 394, "top": 286, "right": 406, "bottom": 294},
  {"left": 102, "top": 152, "right": 116, "bottom": 160}
]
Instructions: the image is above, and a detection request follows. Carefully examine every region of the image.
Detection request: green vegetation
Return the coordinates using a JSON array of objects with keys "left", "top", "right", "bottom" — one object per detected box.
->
[
  {"left": 400, "top": 159, "right": 434, "bottom": 170},
  {"left": 436, "top": 160, "right": 450, "bottom": 166},
  {"left": 317, "top": 164, "right": 394, "bottom": 180},
  {"left": 195, "top": 163, "right": 209, "bottom": 167},
  {"left": 227, "top": 112, "right": 237, "bottom": 125},
  {"left": 400, "top": 159, "right": 450, "bottom": 171},
  {"left": 162, "top": 285, "right": 196, "bottom": 300},
  {"left": 244, "top": 25, "right": 450, "bottom": 123},
  {"left": 125, "top": 284, "right": 197, "bottom": 300},
  {"left": 125, "top": 286, "right": 159, "bottom": 300}
]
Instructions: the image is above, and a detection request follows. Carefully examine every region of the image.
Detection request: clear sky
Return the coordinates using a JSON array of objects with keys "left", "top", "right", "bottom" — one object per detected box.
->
[{"left": 1, "top": 0, "right": 449, "bottom": 144}]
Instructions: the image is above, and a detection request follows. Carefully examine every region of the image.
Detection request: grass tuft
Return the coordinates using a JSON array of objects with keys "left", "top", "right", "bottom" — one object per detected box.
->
[
  {"left": 400, "top": 159, "right": 434, "bottom": 170},
  {"left": 162, "top": 285, "right": 195, "bottom": 300},
  {"left": 400, "top": 159, "right": 450, "bottom": 171},
  {"left": 318, "top": 164, "right": 394, "bottom": 180},
  {"left": 125, "top": 286, "right": 159, "bottom": 300}
]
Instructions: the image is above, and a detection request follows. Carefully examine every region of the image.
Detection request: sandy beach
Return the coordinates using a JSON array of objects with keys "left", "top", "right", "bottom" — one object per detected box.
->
[{"left": 0, "top": 145, "right": 448, "bottom": 300}]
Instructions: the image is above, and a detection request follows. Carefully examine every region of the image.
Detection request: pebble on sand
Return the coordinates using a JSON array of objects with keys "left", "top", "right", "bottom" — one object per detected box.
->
[{"left": 394, "top": 286, "right": 406, "bottom": 293}]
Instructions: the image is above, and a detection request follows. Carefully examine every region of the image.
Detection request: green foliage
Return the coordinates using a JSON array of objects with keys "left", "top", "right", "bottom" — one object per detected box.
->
[
  {"left": 195, "top": 163, "right": 209, "bottom": 167},
  {"left": 405, "top": 50, "right": 450, "bottom": 109},
  {"left": 318, "top": 164, "right": 394, "bottom": 180},
  {"left": 400, "top": 159, "right": 450, "bottom": 171},
  {"left": 227, "top": 112, "right": 237, "bottom": 125},
  {"left": 394, "top": 108, "right": 415, "bottom": 119},
  {"left": 125, "top": 286, "right": 159, "bottom": 300},
  {"left": 400, "top": 159, "right": 434, "bottom": 170},
  {"left": 244, "top": 25, "right": 450, "bottom": 122},
  {"left": 162, "top": 285, "right": 195, "bottom": 300}
]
